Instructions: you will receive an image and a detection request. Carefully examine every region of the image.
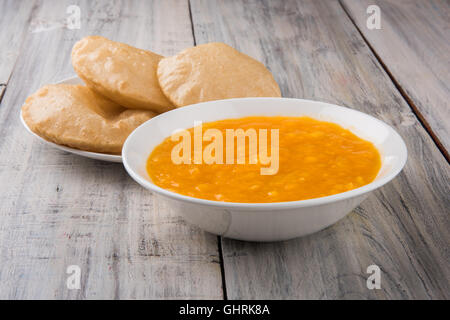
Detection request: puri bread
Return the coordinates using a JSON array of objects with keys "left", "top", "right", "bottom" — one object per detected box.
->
[
  {"left": 156, "top": 42, "right": 281, "bottom": 107},
  {"left": 71, "top": 36, "right": 173, "bottom": 112},
  {"left": 22, "top": 84, "right": 156, "bottom": 154}
]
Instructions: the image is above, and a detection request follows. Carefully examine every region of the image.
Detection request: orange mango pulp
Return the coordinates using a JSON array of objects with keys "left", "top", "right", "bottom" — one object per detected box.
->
[{"left": 147, "top": 116, "right": 381, "bottom": 203}]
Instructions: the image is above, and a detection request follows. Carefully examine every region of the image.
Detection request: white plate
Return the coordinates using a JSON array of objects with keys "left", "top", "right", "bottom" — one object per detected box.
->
[{"left": 20, "top": 76, "right": 122, "bottom": 163}]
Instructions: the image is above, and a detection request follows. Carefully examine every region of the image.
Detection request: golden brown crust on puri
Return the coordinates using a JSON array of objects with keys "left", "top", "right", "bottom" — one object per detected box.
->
[
  {"left": 71, "top": 36, "right": 173, "bottom": 112},
  {"left": 156, "top": 42, "right": 281, "bottom": 107},
  {"left": 21, "top": 84, "right": 156, "bottom": 154}
]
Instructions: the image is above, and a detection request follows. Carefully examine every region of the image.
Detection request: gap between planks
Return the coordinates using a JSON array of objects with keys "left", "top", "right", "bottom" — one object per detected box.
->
[
  {"left": 338, "top": 0, "right": 449, "bottom": 163},
  {"left": 0, "top": 0, "right": 38, "bottom": 106},
  {"left": 0, "top": 84, "right": 6, "bottom": 103},
  {"left": 188, "top": 0, "right": 228, "bottom": 300}
]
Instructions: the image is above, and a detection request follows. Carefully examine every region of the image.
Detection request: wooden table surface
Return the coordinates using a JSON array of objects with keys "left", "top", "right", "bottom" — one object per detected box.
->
[{"left": 0, "top": 0, "right": 448, "bottom": 299}]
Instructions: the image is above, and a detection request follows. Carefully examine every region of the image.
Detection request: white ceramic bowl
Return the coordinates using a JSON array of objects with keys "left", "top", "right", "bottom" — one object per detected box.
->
[{"left": 122, "top": 98, "right": 407, "bottom": 241}]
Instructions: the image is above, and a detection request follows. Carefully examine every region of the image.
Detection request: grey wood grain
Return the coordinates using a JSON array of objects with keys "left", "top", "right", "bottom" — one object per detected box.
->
[
  {"left": 0, "top": 0, "right": 222, "bottom": 299},
  {"left": 0, "top": 0, "right": 36, "bottom": 98},
  {"left": 341, "top": 0, "right": 450, "bottom": 159},
  {"left": 190, "top": 0, "right": 450, "bottom": 299}
]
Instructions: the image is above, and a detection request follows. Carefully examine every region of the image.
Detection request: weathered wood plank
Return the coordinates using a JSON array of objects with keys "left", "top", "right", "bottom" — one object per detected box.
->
[
  {"left": 190, "top": 0, "right": 450, "bottom": 299},
  {"left": 0, "top": 0, "right": 222, "bottom": 299},
  {"left": 341, "top": 0, "right": 450, "bottom": 159},
  {"left": 0, "top": 0, "right": 36, "bottom": 98}
]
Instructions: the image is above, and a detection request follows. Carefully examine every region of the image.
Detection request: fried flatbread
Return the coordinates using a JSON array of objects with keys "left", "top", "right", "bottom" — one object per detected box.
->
[
  {"left": 72, "top": 36, "right": 173, "bottom": 112},
  {"left": 157, "top": 42, "right": 281, "bottom": 107},
  {"left": 22, "top": 84, "right": 156, "bottom": 154}
]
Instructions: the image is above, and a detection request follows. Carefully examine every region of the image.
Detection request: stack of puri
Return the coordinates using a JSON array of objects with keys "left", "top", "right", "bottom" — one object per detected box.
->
[{"left": 22, "top": 36, "right": 281, "bottom": 154}]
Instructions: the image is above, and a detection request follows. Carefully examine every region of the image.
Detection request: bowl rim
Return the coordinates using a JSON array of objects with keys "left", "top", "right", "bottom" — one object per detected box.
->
[{"left": 122, "top": 97, "right": 408, "bottom": 210}]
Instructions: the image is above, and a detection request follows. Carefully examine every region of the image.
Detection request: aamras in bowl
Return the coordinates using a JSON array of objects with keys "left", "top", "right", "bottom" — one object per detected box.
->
[
  {"left": 122, "top": 98, "right": 407, "bottom": 241},
  {"left": 146, "top": 116, "right": 382, "bottom": 203}
]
